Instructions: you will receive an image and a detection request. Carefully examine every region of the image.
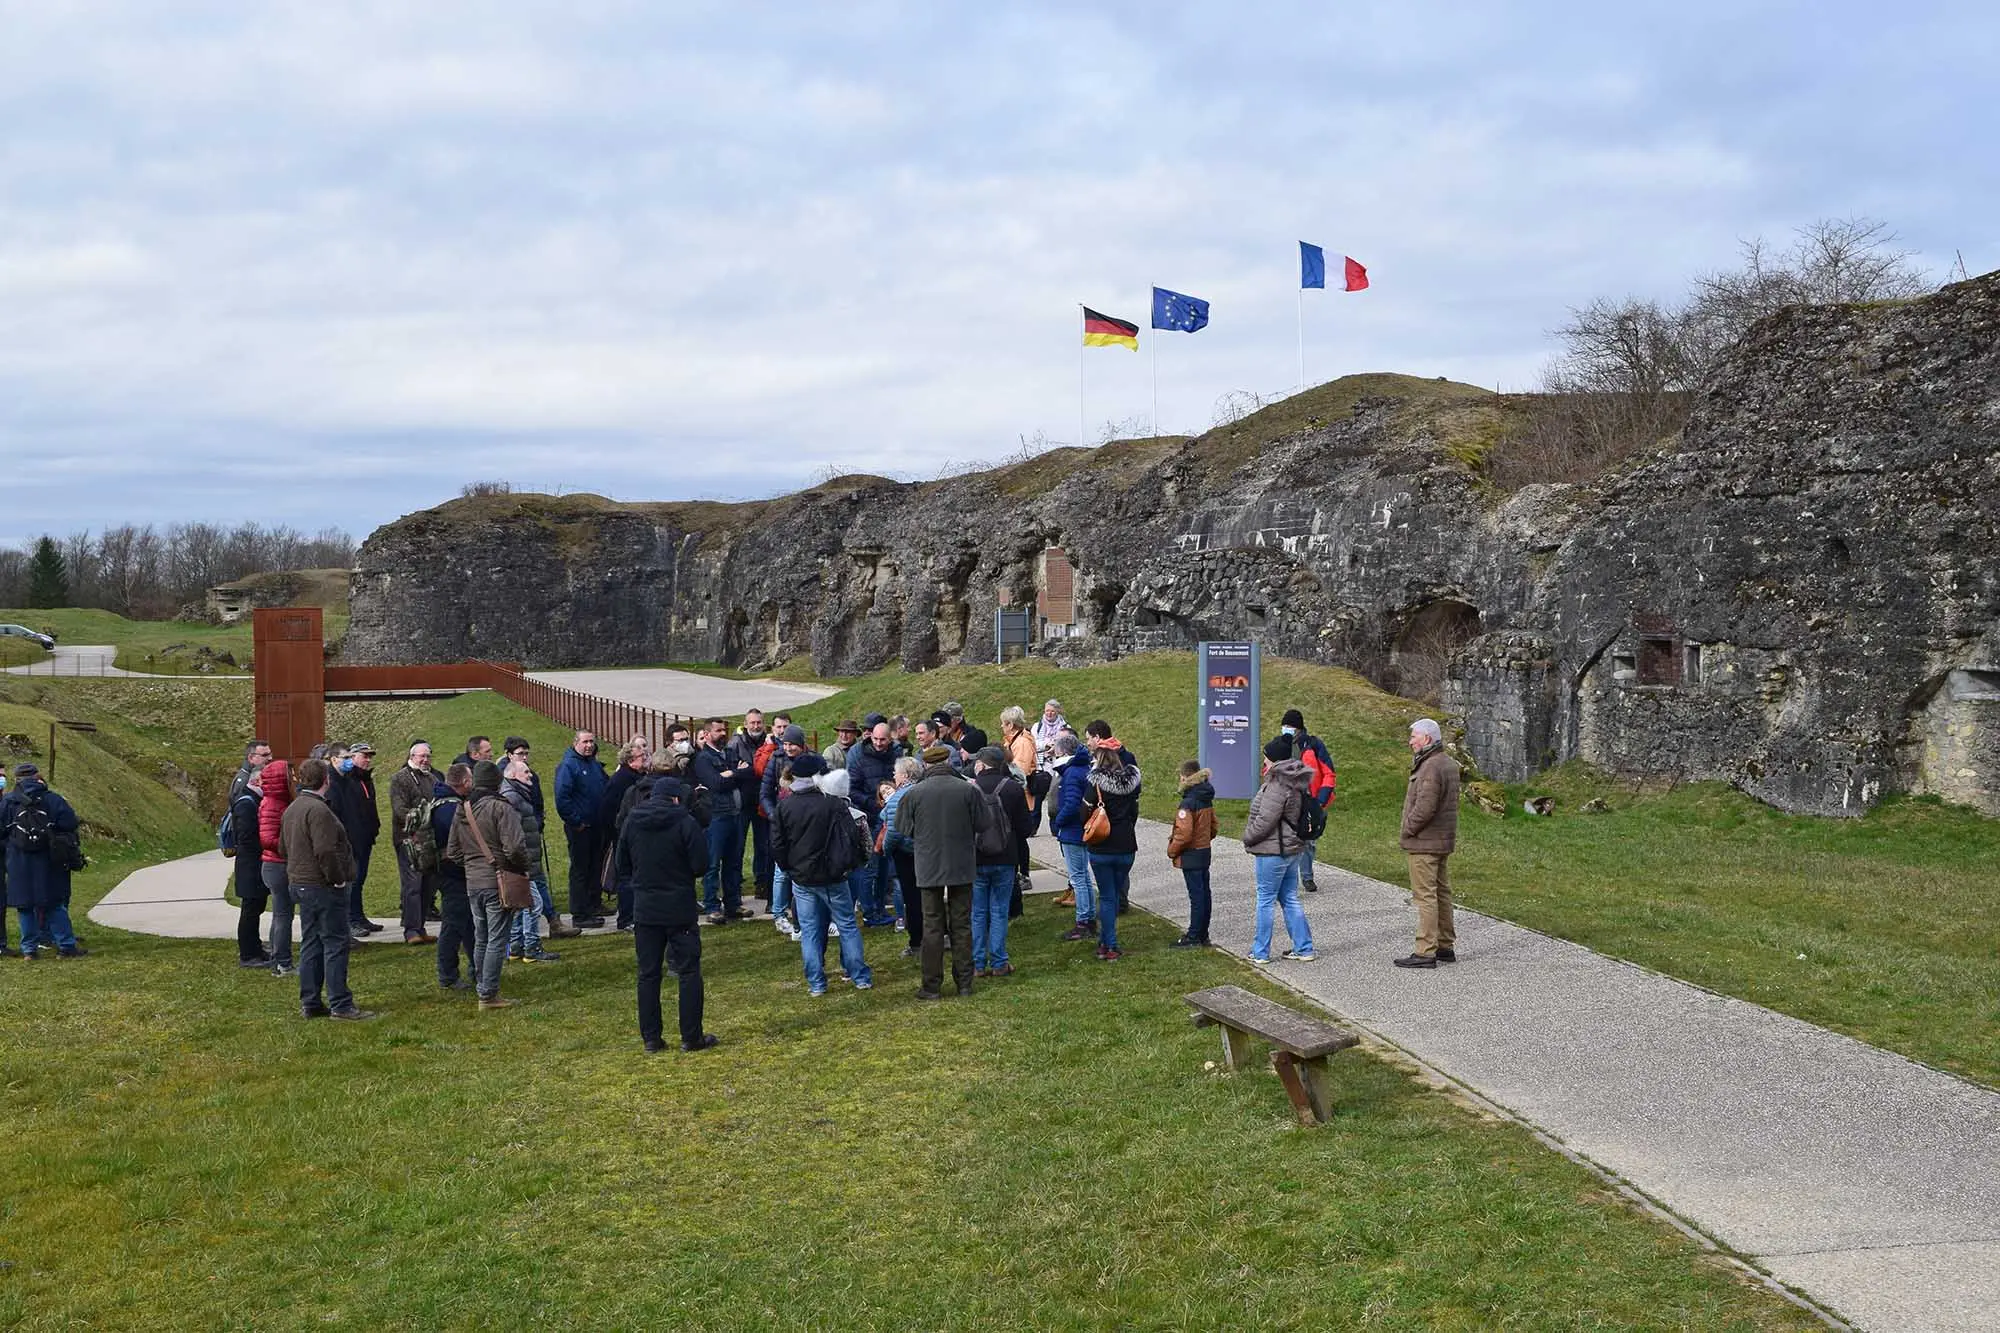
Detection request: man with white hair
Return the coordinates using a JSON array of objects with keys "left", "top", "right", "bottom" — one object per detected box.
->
[{"left": 1395, "top": 718, "right": 1461, "bottom": 969}]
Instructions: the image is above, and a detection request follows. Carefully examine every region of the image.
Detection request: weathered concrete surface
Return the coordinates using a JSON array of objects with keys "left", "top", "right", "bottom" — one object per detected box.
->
[
  {"left": 1087, "top": 819, "right": 2000, "bottom": 1333},
  {"left": 523, "top": 667, "right": 838, "bottom": 721},
  {"left": 349, "top": 275, "right": 2000, "bottom": 815}
]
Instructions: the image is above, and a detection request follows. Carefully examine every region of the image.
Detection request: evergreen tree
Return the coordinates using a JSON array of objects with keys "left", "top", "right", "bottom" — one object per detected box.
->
[{"left": 26, "top": 536, "right": 69, "bottom": 608}]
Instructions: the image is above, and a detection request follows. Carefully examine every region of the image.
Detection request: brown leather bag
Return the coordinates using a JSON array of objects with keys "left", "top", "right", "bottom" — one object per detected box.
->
[
  {"left": 1082, "top": 792, "right": 1112, "bottom": 845},
  {"left": 463, "top": 801, "right": 534, "bottom": 911}
]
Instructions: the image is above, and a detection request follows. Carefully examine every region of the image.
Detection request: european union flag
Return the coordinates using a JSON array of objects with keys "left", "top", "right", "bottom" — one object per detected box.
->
[
  {"left": 1300, "top": 241, "right": 1326, "bottom": 289},
  {"left": 1151, "top": 286, "right": 1210, "bottom": 333}
]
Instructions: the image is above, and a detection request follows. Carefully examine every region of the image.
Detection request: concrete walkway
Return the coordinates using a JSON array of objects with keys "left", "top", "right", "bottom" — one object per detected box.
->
[
  {"left": 525, "top": 666, "right": 839, "bottom": 719},
  {"left": 1077, "top": 821, "right": 2000, "bottom": 1333},
  {"left": 3, "top": 643, "right": 239, "bottom": 679},
  {"left": 89, "top": 824, "right": 1999, "bottom": 1331}
]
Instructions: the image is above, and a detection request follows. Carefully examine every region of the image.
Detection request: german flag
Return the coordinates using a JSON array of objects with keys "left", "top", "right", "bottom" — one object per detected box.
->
[{"left": 1082, "top": 307, "right": 1139, "bottom": 350}]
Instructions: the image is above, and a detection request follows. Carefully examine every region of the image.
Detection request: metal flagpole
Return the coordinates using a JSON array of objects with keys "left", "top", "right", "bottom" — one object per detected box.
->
[
  {"left": 1150, "top": 295, "right": 1159, "bottom": 437},
  {"left": 1079, "top": 305, "right": 1087, "bottom": 448},
  {"left": 1297, "top": 284, "right": 1306, "bottom": 392}
]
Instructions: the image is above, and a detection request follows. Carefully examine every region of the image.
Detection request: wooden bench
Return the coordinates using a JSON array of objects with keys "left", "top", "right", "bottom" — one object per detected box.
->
[{"left": 1185, "top": 985, "right": 1359, "bottom": 1126}]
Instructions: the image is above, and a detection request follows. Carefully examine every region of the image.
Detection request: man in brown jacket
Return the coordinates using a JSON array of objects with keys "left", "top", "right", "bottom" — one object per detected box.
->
[
  {"left": 444, "top": 760, "right": 532, "bottom": 1009},
  {"left": 1396, "top": 718, "right": 1461, "bottom": 969},
  {"left": 279, "top": 757, "right": 375, "bottom": 1019}
]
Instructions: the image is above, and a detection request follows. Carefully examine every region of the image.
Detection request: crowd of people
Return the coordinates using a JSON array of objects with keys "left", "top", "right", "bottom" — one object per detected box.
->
[{"left": 19, "top": 691, "right": 1467, "bottom": 1050}]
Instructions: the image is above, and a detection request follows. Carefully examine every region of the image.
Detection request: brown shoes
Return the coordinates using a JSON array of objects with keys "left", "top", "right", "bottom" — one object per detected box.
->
[
  {"left": 478, "top": 996, "right": 518, "bottom": 1010},
  {"left": 405, "top": 932, "right": 436, "bottom": 945}
]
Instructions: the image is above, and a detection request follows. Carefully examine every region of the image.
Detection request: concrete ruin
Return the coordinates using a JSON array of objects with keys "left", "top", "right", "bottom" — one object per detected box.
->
[{"left": 347, "top": 273, "right": 2000, "bottom": 817}]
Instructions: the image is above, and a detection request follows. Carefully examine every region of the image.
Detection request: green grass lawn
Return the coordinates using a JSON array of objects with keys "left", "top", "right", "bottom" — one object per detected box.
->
[
  {"left": 1, "top": 687, "right": 1824, "bottom": 1329},
  {"left": 776, "top": 653, "right": 2000, "bottom": 1088}
]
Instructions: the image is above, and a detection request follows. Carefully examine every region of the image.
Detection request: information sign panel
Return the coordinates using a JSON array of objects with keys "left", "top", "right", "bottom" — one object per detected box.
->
[{"left": 1197, "top": 641, "right": 1261, "bottom": 799}]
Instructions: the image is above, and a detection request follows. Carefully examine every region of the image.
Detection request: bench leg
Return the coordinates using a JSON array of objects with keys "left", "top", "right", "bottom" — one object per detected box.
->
[
  {"left": 1270, "top": 1052, "right": 1317, "bottom": 1127},
  {"left": 1220, "top": 1024, "right": 1253, "bottom": 1071},
  {"left": 1298, "top": 1056, "right": 1334, "bottom": 1123}
]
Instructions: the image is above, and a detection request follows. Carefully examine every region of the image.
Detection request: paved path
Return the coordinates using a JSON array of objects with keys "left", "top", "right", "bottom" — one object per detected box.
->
[
  {"left": 89, "top": 823, "right": 1999, "bottom": 1331},
  {"left": 3, "top": 643, "right": 240, "bottom": 679},
  {"left": 525, "top": 666, "right": 839, "bottom": 719}
]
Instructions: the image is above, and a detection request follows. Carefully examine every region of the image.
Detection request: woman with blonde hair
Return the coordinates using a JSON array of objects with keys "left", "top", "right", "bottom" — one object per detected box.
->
[{"left": 1000, "top": 705, "right": 1043, "bottom": 894}]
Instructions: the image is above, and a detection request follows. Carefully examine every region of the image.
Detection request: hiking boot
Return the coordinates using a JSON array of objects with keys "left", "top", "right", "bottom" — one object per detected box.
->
[
  {"left": 1280, "top": 948, "right": 1317, "bottom": 963},
  {"left": 1054, "top": 890, "right": 1075, "bottom": 908},
  {"left": 681, "top": 1034, "right": 720, "bottom": 1052},
  {"left": 550, "top": 921, "right": 582, "bottom": 938},
  {"left": 405, "top": 931, "right": 436, "bottom": 945},
  {"left": 478, "top": 997, "right": 518, "bottom": 1010},
  {"left": 330, "top": 1007, "right": 378, "bottom": 1021},
  {"left": 1393, "top": 953, "right": 1438, "bottom": 969},
  {"left": 521, "top": 951, "right": 561, "bottom": 963},
  {"left": 1435, "top": 947, "right": 1458, "bottom": 963}
]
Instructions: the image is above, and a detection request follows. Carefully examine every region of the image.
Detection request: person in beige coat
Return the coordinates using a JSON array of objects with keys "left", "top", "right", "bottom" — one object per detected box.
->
[{"left": 1396, "top": 718, "right": 1461, "bottom": 969}]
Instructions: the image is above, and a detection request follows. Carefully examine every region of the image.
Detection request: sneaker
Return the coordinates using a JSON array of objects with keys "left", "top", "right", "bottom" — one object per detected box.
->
[
  {"left": 1280, "top": 948, "right": 1318, "bottom": 963},
  {"left": 1393, "top": 953, "right": 1438, "bottom": 969},
  {"left": 1248, "top": 955, "right": 1273, "bottom": 966},
  {"left": 478, "top": 997, "right": 518, "bottom": 1010},
  {"left": 681, "top": 1033, "right": 721, "bottom": 1052},
  {"left": 901, "top": 945, "right": 919, "bottom": 958},
  {"left": 732, "top": 907, "right": 756, "bottom": 919},
  {"left": 808, "top": 987, "right": 827, "bottom": 998},
  {"left": 827, "top": 921, "right": 841, "bottom": 937},
  {"left": 704, "top": 912, "right": 728, "bottom": 927},
  {"left": 270, "top": 963, "right": 296, "bottom": 977},
  {"left": 852, "top": 978, "right": 873, "bottom": 990},
  {"left": 1301, "top": 879, "right": 1319, "bottom": 893},
  {"left": 240, "top": 956, "right": 276, "bottom": 968},
  {"left": 618, "top": 923, "right": 635, "bottom": 933},
  {"left": 358, "top": 919, "right": 385, "bottom": 933},
  {"left": 1435, "top": 947, "right": 1458, "bottom": 963},
  {"left": 330, "top": 1007, "right": 379, "bottom": 1021},
  {"left": 1097, "top": 948, "right": 1122, "bottom": 962},
  {"left": 1170, "top": 934, "right": 1200, "bottom": 949},
  {"left": 1061, "top": 925, "right": 1093, "bottom": 942},
  {"left": 58, "top": 946, "right": 89, "bottom": 958},
  {"left": 522, "top": 951, "right": 561, "bottom": 963}
]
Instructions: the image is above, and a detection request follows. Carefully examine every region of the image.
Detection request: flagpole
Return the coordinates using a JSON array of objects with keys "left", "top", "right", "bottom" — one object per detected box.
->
[
  {"left": 1078, "top": 305, "right": 1087, "bottom": 448},
  {"left": 1150, "top": 296, "right": 1159, "bottom": 438},
  {"left": 1297, "top": 284, "right": 1305, "bottom": 393}
]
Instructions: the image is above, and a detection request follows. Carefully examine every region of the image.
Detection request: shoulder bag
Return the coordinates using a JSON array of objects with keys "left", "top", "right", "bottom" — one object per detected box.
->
[{"left": 464, "top": 801, "right": 535, "bottom": 911}]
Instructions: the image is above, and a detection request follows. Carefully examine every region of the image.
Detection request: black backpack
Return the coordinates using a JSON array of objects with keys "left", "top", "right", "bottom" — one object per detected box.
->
[
  {"left": 9, "top": 793, "right": 53, "bottom": 855},
  {"left": 1292, "top": 793, "right": 1327, "bottom": 843},
  {"left": 975, "top": 782, "right": 1012, "bottom": 857}
]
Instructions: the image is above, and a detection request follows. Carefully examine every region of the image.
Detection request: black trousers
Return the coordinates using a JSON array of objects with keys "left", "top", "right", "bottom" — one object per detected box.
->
[
  {"left": 636, "top": 924, "right": 704, "bottom": 1046},
  {"left": 395, "top": 842, "right": 426, "bottom": 934},
  {"left": 894, "top": 850, "right": 920, "bottom": 948},
  {"left": 237, "top": 889, "right": 268, "bottom": 961},
  {"left": 566, "top": 824, "right": 604, "bottom": 918},
  {"left": 436, "top": 881, "right": 475, "bottom": 983}
]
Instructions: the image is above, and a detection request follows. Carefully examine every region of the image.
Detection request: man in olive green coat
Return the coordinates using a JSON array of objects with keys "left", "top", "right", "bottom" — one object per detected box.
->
[{"left": 1395, "top": 718, "right": 1460, "bottom": 969}]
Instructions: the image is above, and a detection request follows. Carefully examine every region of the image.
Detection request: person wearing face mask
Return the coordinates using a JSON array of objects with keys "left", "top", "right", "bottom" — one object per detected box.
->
[
  {"left": 328, "top": 742, "right": 384, "bottom": 936},
  {"left": 759, "top": 725, "right": 811, "bottom": 938},
  {"left": 1270, "top": 710, "right": 1338, "bottom": 891}
]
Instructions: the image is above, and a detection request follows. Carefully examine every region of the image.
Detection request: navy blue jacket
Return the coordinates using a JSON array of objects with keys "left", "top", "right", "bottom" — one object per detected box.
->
[
  {"left": 693, "top": 743, "right": 752, "bottom": 816},
  {"left": 430, "top": 780, "right": 466, "bottom": 886},
  {"left": 554, "top": 748, "right": 608, "bottom": 830},
  {"left": 1050, "top": 753, "right": 1093, "bottom": 844},
  {"left": 614, "top": 790, "right": 710, "bottom": 928},
  {"left": 3, "top": 779, "right": 80, "bottom": 909},
  {"left": 845, "top": 740, "right": 902, "bottom": 821}
]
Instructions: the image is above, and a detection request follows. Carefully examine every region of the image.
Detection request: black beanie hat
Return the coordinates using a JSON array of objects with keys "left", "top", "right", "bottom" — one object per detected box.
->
[
  {"left": 471, "top": 759, "right": 503, "bottom": 793},
  {"left": 1280, "top": 708, "right": 1305, "bottom": 729},
  {"left": 1264, "top": 735, "right": 1294, "bottom": 763}
]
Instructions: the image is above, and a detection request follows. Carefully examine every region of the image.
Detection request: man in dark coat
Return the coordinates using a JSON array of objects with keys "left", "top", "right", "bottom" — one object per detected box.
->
[
  {"left": 692, "top": 717, "right": 755, "bottom": 924},
  {"left": 970, "top": 746, "right": 1031, "bottom": 977},
  {"left": 615, "top": 777, "right": 717, "bottom": 1053},
  {"left": 598, "top": 741, "right": 647, "bottom": 930},
  {"left": 770, "top": 754, "right": 873, "bottom": 996},
  {"left": 329, "top": 742, "right": 383, "bottom": 935},
  {"left": 229, "top": 763, "right": 272, "bottom": 967},
  {"left": 3, "top": 763, "right": 86, "bottom": 959},
  {"left": 895, "top": 747, "right": 992, "bottom": 999},
  {"left": 554, "top": 731, "right": 609, "bottom": 928},
  {"left": 278, "top": 757, "right": 372, "bottom": 1019}
]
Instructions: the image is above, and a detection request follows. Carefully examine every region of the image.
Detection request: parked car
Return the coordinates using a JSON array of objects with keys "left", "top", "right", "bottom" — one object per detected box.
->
[{"left": 0, "top": 623, "right": 56, "bottom": 651}]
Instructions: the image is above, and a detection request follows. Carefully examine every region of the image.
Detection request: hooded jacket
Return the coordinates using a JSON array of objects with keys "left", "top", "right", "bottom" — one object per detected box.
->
[
  {"left": 1050, "top": 751, "right": 1093, "bottom": 844},
  {"left": 894, "top": 761, "right": 989, "bottom": 888},
  {"left": 501, "top": 777, "right": 545, "bottom": 870},
  {"left": 1166, "top": 770, "right": 1217, "bottom": 870},
  {"left": 230, "top": 779, "right": 264, "bottom": 895},
  {"left": 771, "top": 776, "right": 866, "bottom": 888},
  {"left": 1082, "top": 758, "right": 1142, "bottom": 857},
  {"left": 258, "top": 761, "right": 293, "bottom": 864},
  {"left": 445, "top": 767, "right": 530, "bottom": 892},
  {"left": 3, "top": 777, "right": 80, "bottom": 909},
  {"left": 1244, "top": 758, "right": 1312, "bottom": 857},
  {"left": 614, "top": 786, "right": 709, "bottom": 927}
]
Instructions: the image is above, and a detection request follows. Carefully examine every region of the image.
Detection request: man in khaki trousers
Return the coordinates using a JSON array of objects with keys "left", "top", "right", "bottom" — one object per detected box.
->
[{"left": 1395, "top": 718, "right": 1460, "bottom": 969}]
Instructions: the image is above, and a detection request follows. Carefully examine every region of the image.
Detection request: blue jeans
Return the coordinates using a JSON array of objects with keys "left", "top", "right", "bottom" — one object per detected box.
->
[
  {"left": 971, "top": 863, "right": 1014, "bottom": 970},
  {"left": 510, "top": 876, "right": 555, "bottom": 955},
  {"left": 1060, "top": 841, "right": 1095, "bottom": 923},
  {"left": 295, "top": 883, "right": 354, "bottom": 1013},
  {"left": 1182, "top": 864, "right": 1212, "bottom": 941},
  {"left": 770, "top": 865, "right": 793, "bottom": 923},
  {"left": 1088, "top": 851, "right": 1132, "bottom": 951},
  {"left": 793, "top": 881, "right": 871, "bottom": 992},
  {"left": 861, "top": 848, "right": 895, "bottom": 921},
  {"left": 704, "top": 809, "right": 743, "bottom": 913},
  {"left": 262, "top": 860, "right": 294, "bottom": 966},
  {"left": 18, "top": 903, "right": 78, "bottom": 952},
  {"left": 1252, "top": 853, "right": 1314, "bottom": 959}
]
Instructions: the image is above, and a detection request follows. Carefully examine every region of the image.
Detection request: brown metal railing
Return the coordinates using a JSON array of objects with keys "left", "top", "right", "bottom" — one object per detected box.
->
[{"left": 476, "top": 662, "right": 697, "bottom": 752}]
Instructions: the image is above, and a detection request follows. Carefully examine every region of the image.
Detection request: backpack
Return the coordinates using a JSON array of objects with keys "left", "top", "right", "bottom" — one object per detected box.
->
[
  {"left": 9, "top": 793, "right": 52, "bottom": 855},
  {"left": 975, "top": 782, "right": 1012, "bottom": 857},
  {"left": 217, "top": 807, "right": 236, "bottom": 857},
  {"left": 826, "top": 805, "right": 867, "bottom": 880},
  {"left": 403, "top": 795, "right": 459, "bottom": 872},
  {"left": 1292, "top": 792, "right": 1327, "bottom": 843}
]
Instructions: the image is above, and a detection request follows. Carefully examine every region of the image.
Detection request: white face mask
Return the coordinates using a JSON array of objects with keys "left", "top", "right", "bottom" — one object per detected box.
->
[
  {"left": 1282, "top": 726, "right": 1297, "bottom": 736},
  {"left": 673, "top": 740, "right": 693, "bottom": 756}
]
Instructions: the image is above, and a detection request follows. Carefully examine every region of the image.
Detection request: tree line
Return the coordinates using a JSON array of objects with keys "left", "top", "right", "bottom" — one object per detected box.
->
[{"left": 0, "top": 523, "right": 356, "bottom": 617}]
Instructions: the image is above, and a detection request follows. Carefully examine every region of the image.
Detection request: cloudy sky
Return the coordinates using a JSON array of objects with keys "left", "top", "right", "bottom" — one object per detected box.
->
[{"left": 1, "top": 1, "right": 1990, "bottom": 547}]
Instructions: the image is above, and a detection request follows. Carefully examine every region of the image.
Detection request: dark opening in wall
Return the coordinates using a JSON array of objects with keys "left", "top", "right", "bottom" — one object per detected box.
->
[
  {"left": 1638, "top": 637, "right": 1679, "bottom": 685},
  {"left": 1683, "top": 642, "right": 1703, "bottom": 684}
]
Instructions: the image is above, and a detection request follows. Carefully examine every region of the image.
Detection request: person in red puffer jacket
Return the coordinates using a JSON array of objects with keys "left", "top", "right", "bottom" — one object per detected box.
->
[{"left": 258, "top": 760, "right": 297, "bottom": 975}]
